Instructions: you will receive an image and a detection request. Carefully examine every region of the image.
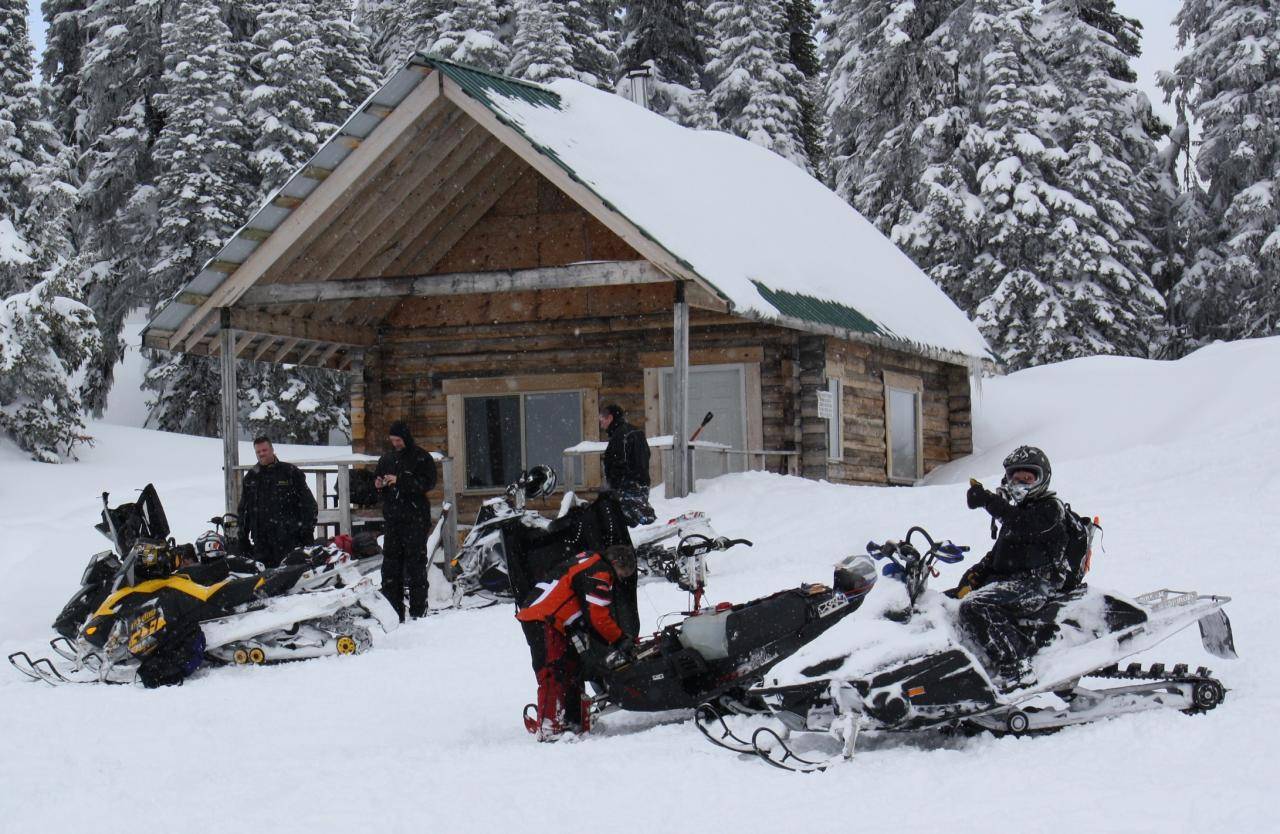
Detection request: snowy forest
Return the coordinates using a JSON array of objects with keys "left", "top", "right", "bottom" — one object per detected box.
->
[{"left": 0, "top": 1, "right": 1276, "bottom": 462}]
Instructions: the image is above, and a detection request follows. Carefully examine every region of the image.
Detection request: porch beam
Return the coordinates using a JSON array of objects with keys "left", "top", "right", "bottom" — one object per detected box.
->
[{"left": 239, "top": 260, "right": 668, "bottom": 306}]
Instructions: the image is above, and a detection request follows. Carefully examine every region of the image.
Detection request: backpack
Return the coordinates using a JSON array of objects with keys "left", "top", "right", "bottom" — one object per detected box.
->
[{"left": 1059, "top": 502, "right": 1098, "bottom": 592}]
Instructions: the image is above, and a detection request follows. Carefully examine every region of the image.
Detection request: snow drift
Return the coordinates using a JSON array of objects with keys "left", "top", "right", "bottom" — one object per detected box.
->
[{"left": 1, "top": 337, "right": 1277, "bottom": 832}]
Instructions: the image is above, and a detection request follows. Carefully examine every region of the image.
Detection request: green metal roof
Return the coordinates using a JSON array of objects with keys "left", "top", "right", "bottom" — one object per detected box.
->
[
  {"left": 417, "top": 55, "right": 562, "bottom": 111},
  {"left": 751, "top": 280, "right": 888, "bottom": 338}
]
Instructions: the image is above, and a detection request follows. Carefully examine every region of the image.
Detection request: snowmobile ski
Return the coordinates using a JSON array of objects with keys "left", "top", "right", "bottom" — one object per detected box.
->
[
  {"left": 751, "top": 726, "right": 841, "bottom": 773},
  {"left": 694, "top": 703, "right": 757, "bottom": 754}
]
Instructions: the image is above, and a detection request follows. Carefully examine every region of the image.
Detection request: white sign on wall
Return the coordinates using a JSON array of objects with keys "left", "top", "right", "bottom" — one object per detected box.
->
[{"left": 817, "top": 390, "right": 835, "bottom": 420}]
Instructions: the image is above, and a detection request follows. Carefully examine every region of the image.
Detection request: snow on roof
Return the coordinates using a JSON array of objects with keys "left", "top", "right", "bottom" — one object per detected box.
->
[{"left": 442, "top": 61, "right": 991, "bottom": 361}]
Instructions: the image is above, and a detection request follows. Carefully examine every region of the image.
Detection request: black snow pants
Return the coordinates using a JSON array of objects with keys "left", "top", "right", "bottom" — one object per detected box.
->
[
  {"left": 381, "top": 515, "right": 430, "bottom": 621},
  {"left": 958, "top": 569, "right": 1058, "bottom": 671}
]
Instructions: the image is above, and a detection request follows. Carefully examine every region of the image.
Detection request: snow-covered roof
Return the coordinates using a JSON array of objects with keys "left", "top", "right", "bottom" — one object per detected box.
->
[
  {"left": 427, "top": 58, "right": 992, "bottom": 362},
  {"left": 143, "top": 55, "right": 991, "bottom": 366}
]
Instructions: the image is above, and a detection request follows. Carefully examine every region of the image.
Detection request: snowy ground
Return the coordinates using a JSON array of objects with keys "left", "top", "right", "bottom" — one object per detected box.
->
[{"left": 2, "top": 338, "right": 1277, "bottom": 832}]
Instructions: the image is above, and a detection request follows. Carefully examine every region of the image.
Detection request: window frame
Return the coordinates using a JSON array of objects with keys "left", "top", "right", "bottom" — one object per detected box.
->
[
  {"left": 825, "top": 376, "right": 843, "bottom": 463},
  {"left": 444, "top": 373, "right": 601, "bottom": 496},
  {"left": 883, "top": 370, "right": 924, "bottom": 484}
]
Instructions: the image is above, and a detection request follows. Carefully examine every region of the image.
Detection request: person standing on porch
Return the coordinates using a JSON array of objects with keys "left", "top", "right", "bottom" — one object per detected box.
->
[
  {"left": 599, "top": 404, "right": 655, "bottom": 527},
  {"left": 375, "top": 421, "right": 438, "bottom": 621}
]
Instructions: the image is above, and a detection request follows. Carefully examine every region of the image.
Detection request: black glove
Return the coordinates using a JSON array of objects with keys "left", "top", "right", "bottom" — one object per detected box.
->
[
  {"left": 966, "top": 482, "right": 991, "bottom": 510},
  {"left": 604, "top": 638, "right": 635, "bottom": 670}
]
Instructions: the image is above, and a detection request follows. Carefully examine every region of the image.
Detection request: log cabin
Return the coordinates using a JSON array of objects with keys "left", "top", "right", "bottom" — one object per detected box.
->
[{"left": 141, "top": 56, "right": 994, "bottom": 518}]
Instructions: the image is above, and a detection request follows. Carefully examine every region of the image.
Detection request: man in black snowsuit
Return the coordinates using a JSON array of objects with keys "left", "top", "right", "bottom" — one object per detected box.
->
[
  {"left": 237, "top": 437, "right": 318, "bottom": 567},
  {"left": 599, "top": 404, "right": 655, "bottom": 527},
  {"left": 955, "top": 446, "right": 1069, "bottom": 690},
  {"left": 375, "top": 421, "right": 438, "bottom": 621}
]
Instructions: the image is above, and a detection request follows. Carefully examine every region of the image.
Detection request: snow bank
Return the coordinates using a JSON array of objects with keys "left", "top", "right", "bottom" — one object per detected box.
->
[{"left": 2, "top": 338, "right": 1277, "bottom": 832}]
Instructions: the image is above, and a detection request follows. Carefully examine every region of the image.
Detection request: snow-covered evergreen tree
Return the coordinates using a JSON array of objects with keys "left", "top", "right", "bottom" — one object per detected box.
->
[
  {"left": 67, "top": 0, "right": 167, "bottom": 413},
  {"left": 508, "top": 1, "right": 574, "bottom": 82},
  {"left": 431, "top": 0, "right": 510, "bottom": 72},
  {"left": 894, "top": 0, "right": 1092, "bottom": 368},
  {"left": 244, "top": 364, "right": 350, "bottom": 445},
  {"left": 563, "top": 0, "right": 617, "bottom": 88},
  {"left": 311, "top": 0, "right": 381, "bottom": 127},
  {"left": 822, "top": 0, "right": 960, "bottom": 233},
  {"left": 618, "top": 0, "right": 713, "bottom": 127},
  {"left": 1, "top": 0, "right": 74, "bottom": 293},
  {"left": 0, "top": 276, "right": 101, "bottom": 461},
  {"left": 706, "top": 0, "right": 811, "bottom": 171},
  {"left": 143, "top": 0, "right": 256, "bottom": 437},
  {"left": 357, "top": 0, "right": 455, "bottom": 74},
  {"left": 1038, "top": 0, "right": 1166, "bottom": 358},
  {"left": 1160, "top": 0, "right": 1280, "bottom": 345},
  {"left": 784, "top": 0, "right": 824, "bottom": 175}
]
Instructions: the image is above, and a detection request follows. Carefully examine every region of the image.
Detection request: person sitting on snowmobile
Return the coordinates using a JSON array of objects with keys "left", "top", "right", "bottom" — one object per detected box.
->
[
  {"left": 954, "top": 445, "right": 1070, "bottom": 690},
  {"left": 515, "top": 545, "right": 637, "bottom": 740},
  {"left": 600, "top": 404, "right": 655, "bottom": 527}
]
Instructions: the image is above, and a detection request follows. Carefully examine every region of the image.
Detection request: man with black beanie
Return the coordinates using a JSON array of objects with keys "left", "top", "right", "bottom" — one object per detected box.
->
[{"left": 374, "top": 420, "right": 438, "bottom": 621}]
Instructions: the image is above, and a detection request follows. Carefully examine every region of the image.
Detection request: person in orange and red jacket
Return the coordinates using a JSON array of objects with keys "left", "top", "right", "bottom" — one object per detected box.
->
[{"left": 516, "top": 545, "right": 637, "bottom": 741}]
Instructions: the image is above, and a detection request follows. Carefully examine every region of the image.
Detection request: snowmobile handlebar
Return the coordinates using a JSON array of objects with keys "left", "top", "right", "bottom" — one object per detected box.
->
[
  {"left": 866, "top": 527, "right": 969, "bottom": 578},
  {"left": 675, "top": 534, "right": 752, "bottom": 559}
]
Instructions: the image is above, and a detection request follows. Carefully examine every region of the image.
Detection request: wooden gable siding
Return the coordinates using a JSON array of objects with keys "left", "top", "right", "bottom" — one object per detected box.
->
[
  {"left": 811, "top": 336, "right": 972, "bottom": 484},
  {"left": 415, "top": 165, "right": 641, "bottom": 276}
]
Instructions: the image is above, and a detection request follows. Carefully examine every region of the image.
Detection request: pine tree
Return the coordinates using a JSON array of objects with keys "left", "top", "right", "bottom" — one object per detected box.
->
[
  {"left": 0, "top": 1, "right": 98, "bottom": 461},
  {"left": 563, "top": 0, "right": 617, "bottom": 88},
  {"left": 430, "top": 0, "right": 511, "bottom": 72},
  {"left": 312, "top": 0, "right": 381, "bottom": 127},
  {"left": 67, "top": 0, "right": 167, "bottom": 414},
  {"left": 706, "top": 0, "right": 811, "bottom": 171},
  {"left": 822, "top": 0, "right": 961, "bottom": 233},
  {"left": 0, "top": 276, "right": 101, "bottom": 461},
  {"left": 784, "top": 0, "right": 824, "bottom": 174},
  {"left": 1161, "top": 0, "right": 1280, "bottom": 345},
  {"left": 895, "top": 0, "right": 1080, "bottom": 368},
  {"left": 618, "top": 0, "right": 713, "bottom": 128},
  {"left": 508, "top": 1, "right": 574, "bottom": 83},
  {"left": 1, "top": 0, "right": 72, "bottom": 293},
  {"left": 143, "top": 0, "right": 256, "bottom": 437},
  {"left": 357, "top": 0, "right": 455, "bottom": 73},
  {"left": 1039, "top": 0, "right": 1166, "bottom": 359}
]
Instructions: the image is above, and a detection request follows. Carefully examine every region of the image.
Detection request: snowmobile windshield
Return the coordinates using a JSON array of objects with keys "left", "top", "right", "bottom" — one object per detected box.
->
[{"left": 82, "top": 551, "right": 122, "bottom": 586}]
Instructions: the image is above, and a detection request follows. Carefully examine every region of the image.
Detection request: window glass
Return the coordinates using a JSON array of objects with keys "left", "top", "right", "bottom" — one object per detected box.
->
[
  {"left": 888, "top": 387, "right": 919, "bottom": 481},
  {"left": 464, "top": 396, "right": 521, "bottom": 488},
  {"left": 524, "top": 392, "right": 583, "bottom": 486}
]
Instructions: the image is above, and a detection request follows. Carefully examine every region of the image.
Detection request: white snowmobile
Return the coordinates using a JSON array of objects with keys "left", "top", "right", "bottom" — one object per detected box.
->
[
  {"left": 696, "top": 525, "right": 1237, "bottom": 771},
  {"left": 10, "top": 486, "right": 397, "bottom": 687},
  {"left": 435, "top": 466, "right": 719, "bottom": 608}
]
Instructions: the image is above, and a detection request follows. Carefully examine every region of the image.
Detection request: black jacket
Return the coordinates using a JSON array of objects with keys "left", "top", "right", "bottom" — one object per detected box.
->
[
  {"left": 237, "top": 461, "right": 317, "bottom": 557},
  {"left": 375, "top": 441, "right": 437, "bottom": 524},
  {"left": 970, "top": 491, "right": 1069, "bottom": 586},
  {"left": 603, "top": 419, "right": 650, "bottom": 491}
]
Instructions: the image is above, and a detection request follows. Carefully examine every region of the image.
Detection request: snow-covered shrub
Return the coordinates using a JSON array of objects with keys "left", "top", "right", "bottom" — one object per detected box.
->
[{"left": 0, "top": 278, "right": 101, "bottom": 462}]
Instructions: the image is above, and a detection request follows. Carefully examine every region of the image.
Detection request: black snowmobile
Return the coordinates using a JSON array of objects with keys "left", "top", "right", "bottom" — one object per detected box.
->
[
  {"left": 437, "top": 466, "right": 722, "bottom": 607},
  {"left": 12, "top": 486, "right": 396, "bottom": 687},
  {"left": 522, "top": 536, "right": 882, "bottom": 737},
  {"left": 697, "top": 526, "right": 1238, "bottom": 771}
]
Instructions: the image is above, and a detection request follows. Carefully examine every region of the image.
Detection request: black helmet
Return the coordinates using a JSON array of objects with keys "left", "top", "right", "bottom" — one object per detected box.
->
[
  {"left": 522, "top": 465, "right": 557, "bottom": 500},
  {"left": 1001, "top": 446, "right": 1052, "bottom": 505},
  {"left": 129, "top": 538, "right": 177, "bottom": 582}
]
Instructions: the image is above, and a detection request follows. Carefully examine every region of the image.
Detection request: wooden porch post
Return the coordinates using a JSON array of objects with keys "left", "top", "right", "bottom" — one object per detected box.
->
[
  {"left": 219, "top": 308, "right": 241, "bottom": 516},
  {"left": 671, "top": 282, "right": 690, "bottom": 498}
]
